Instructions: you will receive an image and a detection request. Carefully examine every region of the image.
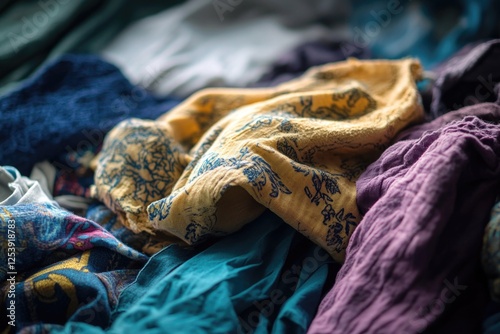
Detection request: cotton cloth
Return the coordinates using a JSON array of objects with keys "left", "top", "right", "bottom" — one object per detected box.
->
[
  {"left": 0, "top": 54, "right": 179, "bottom": 175},
  {"left": 94, "top": 58, "right": 424, "bottom": 262},
  {"left": 101, "top": 0, "right": 350, "bottom": 97},
  {"left": 40, "top": 211, "right": 336, "bottom": 334},
  {"left": 0, "top": 166, "right": 52, "bottom": 205},
  {"left": 309, "top": 109, "right": 500, "bottom": 333}
]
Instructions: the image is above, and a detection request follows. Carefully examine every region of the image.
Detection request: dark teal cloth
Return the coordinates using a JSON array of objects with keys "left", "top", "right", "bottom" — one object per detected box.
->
[
  {"left": 39, "top": 211, "right": 336, "bottom": 334},
  {"left": 484, "top": 313, "right": 500, "bottom": 334}
]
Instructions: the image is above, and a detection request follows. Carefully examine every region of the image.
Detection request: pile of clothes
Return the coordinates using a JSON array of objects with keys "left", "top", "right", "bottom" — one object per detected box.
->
[{"left": 1, "top": 0, "right": 500, "bottom": 333}]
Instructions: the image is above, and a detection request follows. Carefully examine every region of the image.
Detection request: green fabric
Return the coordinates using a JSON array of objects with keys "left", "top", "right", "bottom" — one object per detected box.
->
[{"left": 0, "top": 0, "right": 184, "bottom": 95}]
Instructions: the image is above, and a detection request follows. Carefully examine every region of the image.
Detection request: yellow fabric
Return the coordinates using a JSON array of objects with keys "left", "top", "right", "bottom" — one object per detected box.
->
[
  {"left": 93, "top": 58, "right": 424, "bottom": 262},
  {"left": 24, "top": 251, "right": 90, "bottom": 318}
]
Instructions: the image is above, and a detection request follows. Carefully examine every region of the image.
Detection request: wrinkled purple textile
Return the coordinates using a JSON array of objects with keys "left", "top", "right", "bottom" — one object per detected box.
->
[
  {"left": 396, "top": 104, "right": 500, "bottom": 142},
  {"left": 308, "top": 109, "right": 500, "bottom": 333},
  {"left": 427, "top": 39, "right": 500, "bottom": 118}
]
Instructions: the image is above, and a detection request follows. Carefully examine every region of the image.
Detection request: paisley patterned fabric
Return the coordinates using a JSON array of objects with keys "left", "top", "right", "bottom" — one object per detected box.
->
[
  {"left": 0, "top": 203, "right": 147, "bottom": 332},
  {"left": 93, "top": 58, "right": 424, "bottom": 261}
]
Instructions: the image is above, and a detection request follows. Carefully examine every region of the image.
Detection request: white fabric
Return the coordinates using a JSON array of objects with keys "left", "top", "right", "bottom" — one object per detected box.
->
[
  {"left": 0, "top": 166, "right": 53, "bottom": 205},
  {"left": 30, "top": 160, "right": 57, "bottom": 198},
  {"left": 102, "top": 0, "right": 349, "bottom": 97}
]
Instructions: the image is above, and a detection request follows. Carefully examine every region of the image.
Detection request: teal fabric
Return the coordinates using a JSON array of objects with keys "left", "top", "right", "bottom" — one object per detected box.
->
[
  {"left": 112, "top": 244, "right": 198, "bottom": 319},
  {"left": 484, "top": 313, "right": 500, "bottom": 334},
  {"left": 46, "top": 211, "right": 336, "bottom": 334},
  {"left": 348, "top": 0, "right": 500, "bottom": 68},
  {"left": 248, "top": 245, "right": 332, "bottom": 334}
]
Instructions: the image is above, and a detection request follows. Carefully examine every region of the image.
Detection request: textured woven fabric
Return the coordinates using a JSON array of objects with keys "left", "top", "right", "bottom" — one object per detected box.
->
[
  {"left": 93, "top": 58, "right": 424, "bottom": 262},
  {"left": 0, "top": 54, "right": 179, "bottom": 175},
  {"left": 309, "top": 109, "right": 500, "bottom": 333}
]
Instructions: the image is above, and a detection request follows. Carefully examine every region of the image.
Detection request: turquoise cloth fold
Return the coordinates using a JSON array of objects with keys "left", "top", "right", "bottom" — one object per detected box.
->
[
  {"left": 42, "top": 211, "right": 336, "bottom": 334},
  {"left": 348, "top": 0, "right": 500, "bottom": 68}
]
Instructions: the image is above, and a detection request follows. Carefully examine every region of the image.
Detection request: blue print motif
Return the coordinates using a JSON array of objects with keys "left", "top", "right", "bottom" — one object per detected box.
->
[
  {"left": 293, "top": 164, "right": 343, "bottom": 215},
  {"left": 292, "top": 161, "right": 357, "bottom": 254},
  {"left": 243, "top": 156, "right": 292, "bottom": 198},
  {"left": 304, "top": 170, "right": 341, "bottom": 208},
  {"left": 295, "top": 89, "right": 377, "bottom": 120},
  {"left": 192, "top": 148, "right": 291, "bottom": 198},
  {"left": 185, "top": 222, "right": 207, "bottom": 243},
  {"left": 325, "top": 208, "right": 357, "bottom": 252},
  {"left": 235, "top": 116, "right": 274, "bottom": 133},
  {"left": 192, "top": 126, "right": 224, "bottom": 159},
  {"left": 148, "top": 192, "right": 175, "bottom": 222},
  {"left": 177, "top": 126, "right": 224, "bottom": 186},
  {"left": 189, "top": 149, "right": 249, "bottom": 182},
  {"left": 184, "top": 211, "right": 217, "bottom": 244},
  {"left": 182, "top": 205, "right": 220, "bottom": 244},
  {"left": 98, "top": 120, "right": 184, "bottom": 206},
  {"left": 278, "top": 119, "right": 295, "bottom": 133},
  {"left": 276, "top": 138, "right": 299, "bottom": 161}
]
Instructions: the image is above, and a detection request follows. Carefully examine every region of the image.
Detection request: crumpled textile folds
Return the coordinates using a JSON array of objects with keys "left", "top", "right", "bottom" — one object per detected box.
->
[
  {"left": 310, "top": 39, "right": 500, "bottom": 334},
  {"left": 101, "top": 0, "right": 350, "bottom": 97},
  {"left": 46, "top": 211, "right": 338, "bottom": 334},
  {"left": 5, "top": 36, "right": 500, "bottom": 334},
  {"left": 0, "top": 166, "right": 146, "bottom": 332},
  {"left": 93, "top": 58, "right": 424, "bottom": 262}
]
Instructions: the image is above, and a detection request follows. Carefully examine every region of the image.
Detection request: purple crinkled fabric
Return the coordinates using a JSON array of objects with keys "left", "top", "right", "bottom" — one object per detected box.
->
[{"left": 308, "top": 108, "right": 500, "bottom": 333}]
